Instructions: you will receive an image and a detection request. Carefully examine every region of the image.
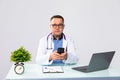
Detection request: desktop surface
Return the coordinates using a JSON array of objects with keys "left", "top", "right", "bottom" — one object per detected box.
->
[{"left": 6, "top": 64, "right": 120, "bottom": 80}]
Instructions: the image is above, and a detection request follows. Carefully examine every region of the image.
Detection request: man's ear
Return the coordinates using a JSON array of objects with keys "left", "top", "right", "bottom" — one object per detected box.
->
[
  {"left": 62, "top": 26, "right": 65, "bottom": 30},
  {"left": 50, "top": 26, "right": 52, "bottom": 29}
]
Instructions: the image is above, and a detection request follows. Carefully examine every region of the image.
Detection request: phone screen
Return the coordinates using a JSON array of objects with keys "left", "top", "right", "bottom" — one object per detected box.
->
[{"left": 57, "top": 48, "right": 64, "bottom": 54}]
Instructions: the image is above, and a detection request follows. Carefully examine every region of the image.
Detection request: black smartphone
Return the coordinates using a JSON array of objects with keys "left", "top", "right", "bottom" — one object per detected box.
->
[{"left": 57, "top": 48, "right": 64, "bottom": 54}]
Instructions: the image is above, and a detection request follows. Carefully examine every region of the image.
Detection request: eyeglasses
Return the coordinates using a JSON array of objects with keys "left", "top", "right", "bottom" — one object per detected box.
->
[{"left": 51, "top": 24, "right": 64, "bottom": 29}]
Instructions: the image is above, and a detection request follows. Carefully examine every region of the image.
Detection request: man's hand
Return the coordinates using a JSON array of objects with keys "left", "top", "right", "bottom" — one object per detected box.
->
[
  {"left": 49, "top": 51, "right": 67, "bottom": 60},
  {"left": 59, "top": 51, "right": 67, "bottom": 60}
]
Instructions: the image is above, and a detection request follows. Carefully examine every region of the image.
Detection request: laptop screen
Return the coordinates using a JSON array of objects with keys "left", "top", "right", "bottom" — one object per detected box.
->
[{"left": 87, "top": 51, "right": 115, "bottom": 72}]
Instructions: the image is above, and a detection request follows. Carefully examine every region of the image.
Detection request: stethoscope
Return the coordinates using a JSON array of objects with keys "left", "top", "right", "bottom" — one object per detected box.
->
[{"left": 46, "top": 33, "right": 66, "bottom": 50}]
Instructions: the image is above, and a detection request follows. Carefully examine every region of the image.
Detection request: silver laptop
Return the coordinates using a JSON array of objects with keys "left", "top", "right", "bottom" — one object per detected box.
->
[{"left": 72, "top": 51, "right": 115, "bottom": 73}]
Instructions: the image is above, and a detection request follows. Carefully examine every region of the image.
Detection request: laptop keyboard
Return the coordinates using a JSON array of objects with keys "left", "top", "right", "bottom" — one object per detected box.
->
[{"left": 72, "top": 65, "right": 88, "bottom": 71}]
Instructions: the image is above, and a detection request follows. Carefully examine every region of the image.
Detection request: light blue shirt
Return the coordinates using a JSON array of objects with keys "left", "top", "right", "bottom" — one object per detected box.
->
[
  {"left": 53, "top": 39, "right": 63, "bottom": 51},
  {"left": 52, "top": 37, "right": 64, "bottom": 65}
]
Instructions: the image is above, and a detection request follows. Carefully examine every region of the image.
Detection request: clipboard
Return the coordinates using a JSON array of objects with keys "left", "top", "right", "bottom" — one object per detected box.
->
[{"left": 42, "top": 66, "right": 64, "bottom": 73}]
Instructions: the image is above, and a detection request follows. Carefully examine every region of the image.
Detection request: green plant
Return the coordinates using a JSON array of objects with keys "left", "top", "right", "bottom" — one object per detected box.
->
[{"left": 10, "top": 46, "right": 31, "bottom": 62}]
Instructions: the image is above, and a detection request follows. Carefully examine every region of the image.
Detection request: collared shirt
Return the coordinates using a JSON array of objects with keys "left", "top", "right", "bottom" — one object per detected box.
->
[
  {"left": 52, "top": 34, "right": 64, "bottom": 65},
  {"left": 53, "top": 35, "right": 63, "bottom": 51}
]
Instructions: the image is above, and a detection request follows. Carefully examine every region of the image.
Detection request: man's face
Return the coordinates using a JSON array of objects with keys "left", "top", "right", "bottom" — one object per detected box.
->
[{"left": 50, "top": 18, "right": 64, "bottom": 36}]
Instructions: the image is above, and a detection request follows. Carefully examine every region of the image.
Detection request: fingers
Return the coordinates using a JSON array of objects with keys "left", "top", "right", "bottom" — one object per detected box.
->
[
  {"left": 49, "top": 51, "right": 67, "bottom": 60},
  {"left": 60, "top": 51, "right": 67, "bottom": 59},
  {"left": 49, "top": 51, "right": 61, "bottom": 60}
]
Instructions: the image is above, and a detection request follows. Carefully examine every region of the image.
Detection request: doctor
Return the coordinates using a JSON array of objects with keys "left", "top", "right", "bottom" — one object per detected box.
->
[{"left": 36, "top": 15, "right": 79, "bottom": 65}]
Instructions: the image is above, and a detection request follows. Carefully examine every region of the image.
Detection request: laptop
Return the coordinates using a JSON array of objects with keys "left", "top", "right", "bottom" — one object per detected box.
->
[{"left": 72, "top": 51, "right": 115, "bottom": 73}]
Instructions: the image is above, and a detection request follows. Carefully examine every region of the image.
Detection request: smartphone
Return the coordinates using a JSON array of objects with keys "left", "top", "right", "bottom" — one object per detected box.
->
[{"left": 57, "top": 48, "right": 64, "bottom": 54}]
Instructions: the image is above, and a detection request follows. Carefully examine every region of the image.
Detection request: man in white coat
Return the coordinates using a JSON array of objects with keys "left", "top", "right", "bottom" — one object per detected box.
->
[{"left": 36, "top": 15, "right": 79, "bottom": 65}]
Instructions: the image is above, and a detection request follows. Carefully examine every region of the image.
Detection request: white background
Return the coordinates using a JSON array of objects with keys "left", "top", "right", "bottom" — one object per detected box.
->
[{"left": 0, "top": 0, "right": 120, "bottom": 80}]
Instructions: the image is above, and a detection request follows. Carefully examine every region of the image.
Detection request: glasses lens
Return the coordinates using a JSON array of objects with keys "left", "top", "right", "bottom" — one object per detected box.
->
[{"left": 51, "top": 24, "right": 64, "bottom": 28}]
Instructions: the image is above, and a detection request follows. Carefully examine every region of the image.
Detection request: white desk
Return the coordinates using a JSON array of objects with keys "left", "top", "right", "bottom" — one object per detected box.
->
[{"left": 6, "top": 64, "right": 120, "bottom": 80}]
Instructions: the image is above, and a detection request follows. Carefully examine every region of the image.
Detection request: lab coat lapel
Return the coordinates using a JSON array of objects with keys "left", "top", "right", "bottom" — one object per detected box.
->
[
  {"left": 47, "top": 34, "right": 54, "bottom": 53},
  {"left": 62, "top": 38, "right": 67, "bottom": 51}
]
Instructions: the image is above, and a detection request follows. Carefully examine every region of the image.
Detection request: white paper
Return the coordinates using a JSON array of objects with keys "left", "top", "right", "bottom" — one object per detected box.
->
[{"left": 42, "top": 66, "right": 64, "bottom": 73}]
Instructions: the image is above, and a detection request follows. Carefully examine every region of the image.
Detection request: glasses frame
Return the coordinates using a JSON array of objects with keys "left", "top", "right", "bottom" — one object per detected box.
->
[{"left": 50, "top": 24, "right": 65, "bottom": 29}]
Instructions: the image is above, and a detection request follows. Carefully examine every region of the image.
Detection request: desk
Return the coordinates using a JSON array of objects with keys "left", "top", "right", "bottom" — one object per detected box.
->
[{"left": 6, "top": 64, "right": 120, "bottom": 80}]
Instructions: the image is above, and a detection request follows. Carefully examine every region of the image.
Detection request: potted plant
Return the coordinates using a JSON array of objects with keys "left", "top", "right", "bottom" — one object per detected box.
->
[{"left": 10, "top": 46, "right": 31, "bottom": 74}]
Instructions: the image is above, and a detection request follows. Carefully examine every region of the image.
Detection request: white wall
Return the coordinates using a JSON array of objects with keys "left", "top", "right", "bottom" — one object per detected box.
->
[{"left": 0, "top": 0, "right": 120, "bottom": 79}]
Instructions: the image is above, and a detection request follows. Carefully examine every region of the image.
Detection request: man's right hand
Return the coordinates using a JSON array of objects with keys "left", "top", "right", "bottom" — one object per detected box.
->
[{"left": 49, "top": 51, "right": 62, "bottom": 60}]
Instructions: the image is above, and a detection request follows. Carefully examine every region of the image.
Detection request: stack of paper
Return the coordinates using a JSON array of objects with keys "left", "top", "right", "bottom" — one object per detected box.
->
[{"left": 42, "top": 66, "right": 64, "bottom": 73}]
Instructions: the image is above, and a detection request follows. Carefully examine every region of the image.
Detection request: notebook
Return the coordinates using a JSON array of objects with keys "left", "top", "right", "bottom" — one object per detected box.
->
[{"left": 72, "top": 51, "right": 115, "bottom": 73}]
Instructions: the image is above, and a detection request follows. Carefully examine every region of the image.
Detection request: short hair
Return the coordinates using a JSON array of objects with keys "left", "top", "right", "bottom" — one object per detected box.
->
[{"left": 50, "top": 15, "right": 64, "bottom": 23}]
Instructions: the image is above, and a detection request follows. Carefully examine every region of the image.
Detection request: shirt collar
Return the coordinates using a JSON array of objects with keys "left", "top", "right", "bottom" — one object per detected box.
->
[{"left": 53, "top": 33, "right": 63, "bottom": 40}]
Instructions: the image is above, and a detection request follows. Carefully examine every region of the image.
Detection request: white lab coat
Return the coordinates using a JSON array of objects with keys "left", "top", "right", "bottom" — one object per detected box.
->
[{"left": 36, "top": 33, "right": 79, "bottom": 65}]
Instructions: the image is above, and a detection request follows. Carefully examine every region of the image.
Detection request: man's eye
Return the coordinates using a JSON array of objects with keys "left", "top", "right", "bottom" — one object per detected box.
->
[
  {"left": 51, "top": 24, "right": 56, "bottom": 26},
  {"left": 51, "top": 24, "right": 64, "bottom": 26}
]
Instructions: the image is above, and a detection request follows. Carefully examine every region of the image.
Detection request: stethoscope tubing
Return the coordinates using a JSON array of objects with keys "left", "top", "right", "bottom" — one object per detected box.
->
[{"left": 46, "top": 33, "right": 66, "bottom": 50}]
